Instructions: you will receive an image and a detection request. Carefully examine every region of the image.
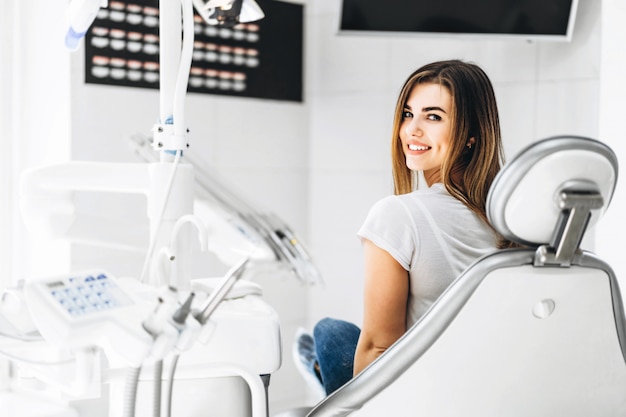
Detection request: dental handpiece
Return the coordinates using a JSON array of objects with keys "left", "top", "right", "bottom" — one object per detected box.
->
[{"left": 193, "top": 257, "right": 249, "bottom": 325}]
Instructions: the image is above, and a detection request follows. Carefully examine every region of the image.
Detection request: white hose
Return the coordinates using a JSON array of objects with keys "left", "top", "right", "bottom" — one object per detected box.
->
[
  {"left": 153, "top": 360, "right": 163, "bottom": 417},
  {"left": 122, "top": 366, "right": 142, "bottom": 417},
  {"left": 166, "top": 354, "right": 181, "bottom": 417}
]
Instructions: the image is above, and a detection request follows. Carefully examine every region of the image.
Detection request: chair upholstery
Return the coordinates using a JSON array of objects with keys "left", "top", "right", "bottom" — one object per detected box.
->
[{"left": 276, "top": 136, "right": 626, "bottom": 417}]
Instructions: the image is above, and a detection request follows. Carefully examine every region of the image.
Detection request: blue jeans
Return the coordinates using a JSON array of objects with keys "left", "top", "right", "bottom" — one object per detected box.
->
[{"left": 314, "top": 317, "right": 361, "bottom": 395}]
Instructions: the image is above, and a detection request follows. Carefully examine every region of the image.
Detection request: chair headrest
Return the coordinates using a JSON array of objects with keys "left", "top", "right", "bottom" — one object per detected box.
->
[{"left": 487, "top": 136, "right": 618, "bottom": 247}]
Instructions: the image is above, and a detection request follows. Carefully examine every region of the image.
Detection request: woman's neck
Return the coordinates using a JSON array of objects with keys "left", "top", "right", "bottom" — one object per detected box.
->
[{"left": 423, "top": 169, "right": 442, "bottom": 187}]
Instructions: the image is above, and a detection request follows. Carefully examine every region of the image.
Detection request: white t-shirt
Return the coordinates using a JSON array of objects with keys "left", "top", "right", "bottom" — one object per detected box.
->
[{"left": 357, "top": 182, "right": 497, "bottom": 328}]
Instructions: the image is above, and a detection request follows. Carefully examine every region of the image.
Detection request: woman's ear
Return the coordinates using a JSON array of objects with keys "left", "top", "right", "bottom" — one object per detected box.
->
[{"left": 467, "top": 137, "right": 476, "bottom": 149}]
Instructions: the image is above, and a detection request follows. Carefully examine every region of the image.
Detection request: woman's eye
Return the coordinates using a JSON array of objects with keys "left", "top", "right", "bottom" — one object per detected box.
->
[
  {"left": 427, "top": 114, "right": 442, "bottom": 121},
  {"left": 402, "top": 110, "right": 413, "bottom": 119}
]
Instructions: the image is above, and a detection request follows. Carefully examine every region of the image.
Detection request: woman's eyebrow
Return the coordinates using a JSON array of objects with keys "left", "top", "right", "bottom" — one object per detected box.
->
[
  {"left": 403, "top": 104, "right": 448, "bottom": 114},
  {"left": 404, "top": 104, "right": 447, "bottom": 113},
  {"left": 423, "top": 106, "right": 447, "bottom": 113}
]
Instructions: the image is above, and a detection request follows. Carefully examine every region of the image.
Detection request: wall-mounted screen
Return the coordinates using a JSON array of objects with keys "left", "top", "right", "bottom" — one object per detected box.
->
[{"left": 339, "top": 0, "right": 578, "bottom": 42}]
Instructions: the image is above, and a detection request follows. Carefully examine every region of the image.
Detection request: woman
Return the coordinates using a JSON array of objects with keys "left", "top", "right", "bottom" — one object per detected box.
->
[{"left": 296, "top": 59, "right": 506, "bottom": 396}]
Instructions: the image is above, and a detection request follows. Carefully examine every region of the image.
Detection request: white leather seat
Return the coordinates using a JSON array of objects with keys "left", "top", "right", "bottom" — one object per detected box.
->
[{"left": 277, "top": 136, "right": 626, "bottom": 417}]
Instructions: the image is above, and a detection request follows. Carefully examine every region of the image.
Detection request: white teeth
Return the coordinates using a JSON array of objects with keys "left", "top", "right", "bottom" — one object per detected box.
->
[{"left": 409, "top": 144, "right": 429, "bottom": 151}]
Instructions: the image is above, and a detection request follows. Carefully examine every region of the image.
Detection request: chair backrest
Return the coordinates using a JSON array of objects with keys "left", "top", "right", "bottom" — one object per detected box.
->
[{"left": 303, "top": 136, "right": 626, "bottom": 417}]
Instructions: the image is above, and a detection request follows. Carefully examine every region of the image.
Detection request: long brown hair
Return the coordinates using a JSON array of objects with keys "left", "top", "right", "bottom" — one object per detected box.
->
[{"left": 391, "top": 60, "right": 504, "bottom": 229}]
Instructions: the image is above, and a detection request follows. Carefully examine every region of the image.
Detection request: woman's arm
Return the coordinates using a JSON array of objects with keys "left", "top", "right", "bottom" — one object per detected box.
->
[{"left": 353, "top": 238, "right": 409, "bottom": 376}]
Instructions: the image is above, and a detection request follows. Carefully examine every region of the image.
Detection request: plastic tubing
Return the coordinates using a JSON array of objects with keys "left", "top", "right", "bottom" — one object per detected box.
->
[
  {"left": 166, "top": 354, "right": 181, "bottom": 417},
  {"left": 122, "top": 366, "right": 141, "bottom": 417},
  {"left": 153, "top": 360, "right": 163, "bottom": 417}
]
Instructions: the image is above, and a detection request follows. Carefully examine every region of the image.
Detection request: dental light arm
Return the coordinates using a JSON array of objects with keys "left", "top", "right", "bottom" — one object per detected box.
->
[{"left": 155, "top": 0, "right": 194, "bottom": 154}]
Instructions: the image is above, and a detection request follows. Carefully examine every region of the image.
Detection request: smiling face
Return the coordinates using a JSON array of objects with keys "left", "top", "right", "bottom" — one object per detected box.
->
[{"left": 399, "top": 82, "right": 454, "bottom": 186}]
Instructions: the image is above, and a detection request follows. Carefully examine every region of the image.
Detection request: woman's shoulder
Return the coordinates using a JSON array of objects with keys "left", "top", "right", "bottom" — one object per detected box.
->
[
  {"left": 367, "top": 193, "right": 409, "bottom": 217},
  {"left": 397, "top": 183, "right": 456, "bottom": 205},
  {"left": 369, "top": 184, "right": 454, "bottom": 212}
]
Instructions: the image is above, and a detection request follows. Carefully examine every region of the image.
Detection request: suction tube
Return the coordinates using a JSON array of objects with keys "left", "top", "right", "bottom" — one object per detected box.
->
[{"left": 122, "top": 366, "right": 141, "bottom": 417}]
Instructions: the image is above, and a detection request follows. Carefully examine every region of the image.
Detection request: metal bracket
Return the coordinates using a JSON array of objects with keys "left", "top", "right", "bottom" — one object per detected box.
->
[
  {"left": 152, "top": 123, "right": 189, "bottom": 152},
  {"left": 534, "top": 180, "right": 604, "bottom": 267}
]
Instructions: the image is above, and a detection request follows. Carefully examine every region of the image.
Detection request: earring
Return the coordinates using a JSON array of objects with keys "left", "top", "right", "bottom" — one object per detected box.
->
[{"left": 467, "top": 143, "right": 473, "bottom": 150}]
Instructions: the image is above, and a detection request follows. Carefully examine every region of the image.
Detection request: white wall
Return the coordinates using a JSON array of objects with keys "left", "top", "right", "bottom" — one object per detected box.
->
[
  {"left": 5, "top": 1, "right": 73, "bottom": 282},
  {"left": 597, "top": 0, "right": 626, "bottom": 284}
]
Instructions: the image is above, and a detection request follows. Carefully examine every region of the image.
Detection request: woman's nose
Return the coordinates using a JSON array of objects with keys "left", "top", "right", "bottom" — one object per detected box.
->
[{"left": 406, "top": 118, "right": 423, "bottom": 137}]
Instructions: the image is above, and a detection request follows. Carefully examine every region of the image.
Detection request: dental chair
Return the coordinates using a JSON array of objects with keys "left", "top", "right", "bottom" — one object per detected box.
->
[{"left": 277, "top": 135, "right": 626, "bottom": 417}]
